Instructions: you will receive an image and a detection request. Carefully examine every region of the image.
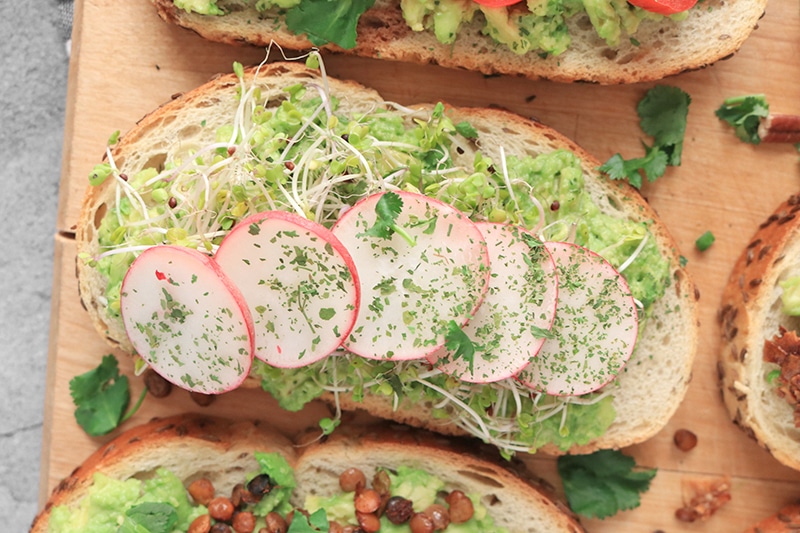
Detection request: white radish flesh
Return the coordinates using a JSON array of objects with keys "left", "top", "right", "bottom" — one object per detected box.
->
[
  {"left": 428, "top": 222, "right": 558, "bottom": 383},
  {"left": 215, "top": 211, "right": 360, "bottom": 368},
  {"left": 332, "top": 191, "right": 490, "bottom": 361},
  {"left": 120, "top": 245, "right": 254, "bottom": 394},
  {"left": 516, "top": 241, "right": 638, "bottom": 396}
]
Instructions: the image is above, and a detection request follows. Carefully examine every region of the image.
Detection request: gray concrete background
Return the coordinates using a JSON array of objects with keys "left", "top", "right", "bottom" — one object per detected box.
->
[{"left": 1, "top": 1, "right": 70, "bottom": 529}]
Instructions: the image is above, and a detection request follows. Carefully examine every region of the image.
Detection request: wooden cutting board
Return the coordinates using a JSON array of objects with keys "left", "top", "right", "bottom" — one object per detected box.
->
[{"left": 42, "top": 0, "right": 800, "bottom": 531}]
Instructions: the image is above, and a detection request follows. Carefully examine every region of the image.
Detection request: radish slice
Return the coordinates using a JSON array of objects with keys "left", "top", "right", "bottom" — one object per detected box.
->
[
  {"left": 215, "top": 211, "right": 360, "bottom": 368},
  {"left": 332, "top": 191, "right": 490, "bottom": 361},
  {"left": 516, "top": 241, "right": 638, "bottom": 396},
  {"left": 120, "top": 245, "right": 254, "bottom": 394},
  {"left": 427, "top": 223, "right": 558, "bottom": 383}
]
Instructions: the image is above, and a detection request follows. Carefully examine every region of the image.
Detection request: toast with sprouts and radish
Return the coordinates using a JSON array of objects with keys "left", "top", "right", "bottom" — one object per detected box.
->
[
  {"left": 150, "top": 0, "right": 767, "bottom": 85},
  {"left": 720, "top": 194, "right": 800, "bottom": 471},
  {"left": 76, "top": 58, "right": 698, "bottom": 456}
]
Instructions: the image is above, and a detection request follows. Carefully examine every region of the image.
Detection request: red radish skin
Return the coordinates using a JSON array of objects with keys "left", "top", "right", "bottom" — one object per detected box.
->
[
  {"left": 628, "top": 0, "right": 697, "bottom": 15},
  {"left": 516, "top": 241, "right": 638, "bottom": 396},
  {"left": 333, "top": 191, "right": 490, "bottom": 361},
  {"left": 120, "top": 245, "right": 254, "bottom": 394},
  {"left": 428, "top": 222, "right": 558, "bottom": 383},
  {"left": 215, "top": 211, "right": 360, "bottom": 368}
]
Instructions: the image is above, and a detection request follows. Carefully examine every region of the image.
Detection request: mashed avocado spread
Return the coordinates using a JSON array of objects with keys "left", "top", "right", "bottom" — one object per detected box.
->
[
  {"left": 47, "top": 457, "right": 505, "bottom": 533},
  {"left": 174, "top": 0, "right": 688, "bottom": 55},
  {"left": 87, "top": 66, "right": 669, "bottom": 455}
]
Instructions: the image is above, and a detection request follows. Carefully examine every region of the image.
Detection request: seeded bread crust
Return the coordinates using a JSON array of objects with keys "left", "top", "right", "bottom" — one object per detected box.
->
[
  {"left": 30, "top": 415, "right": 586, "bottom": 533},
  {"left": 75, "top": 61, "right": 698, "bottom": 456},
  {"left": 29, "top": 414, "right": 298, "bottom": 533},
  {"left": 743, "top": 503, "right": 800, "bottom": 533},
  {"left": 719, "top": 193, "right": 800, "bottom": 471},
  {"left": 150, "top": 0, "right": 766, "bottom": 84}
]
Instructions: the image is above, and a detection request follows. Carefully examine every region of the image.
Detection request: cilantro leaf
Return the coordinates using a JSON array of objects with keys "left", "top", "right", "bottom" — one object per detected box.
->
[
  {"left": 558, "top": 449, "right": 657, "bottom": 519},
  {"left": 637, "top": 85, "right": 691, "bottom": 165},
  {"left": 359, "top": 192, "right": 416, "bottom": 246},
  {"left": 715, "top": 94, "right": 769, "bottom": 144},
  {"left": 285, "top": 0, "right": 375, "bottom": 49},
  {"left": 601, "top": 85, "right": 690, "bottom": 188},
  {"left": 70, "top": 354, "right": 147, "bottom": 436},
  {"left": 287, "top": 508, "right": 329, "bottom": 532},
  {"left": 117, "top": 502, "right": 178, "bottom": 533},
  {"left": 444, "top": 320, "right": 476, "bottom": 374}
]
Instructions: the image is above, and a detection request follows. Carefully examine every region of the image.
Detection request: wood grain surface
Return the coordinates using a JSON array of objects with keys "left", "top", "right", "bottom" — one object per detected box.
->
[{"left": 42, "top": 0, "right": 800, "bottom": 531}]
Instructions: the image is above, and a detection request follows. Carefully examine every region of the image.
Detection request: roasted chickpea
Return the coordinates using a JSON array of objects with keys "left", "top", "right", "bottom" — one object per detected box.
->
[
  {"left": 263, "top": 511, "right": 288, "bottom": 533},
  {"left": 356, "top": 511, "right": 381, "bottom": 533},
  {"left": 208, "top": 496, "right": 235, "bottom": 522},
  {"left": 424, "top": 504, "right": 450, "bottom": 530},
  {"left": 354, "top": 488, "right": 381, "bottom": 514},
  {"left": 408, "top": 512, "right": 435, "bottom": 533},
  {"left": 384, "top": 496, "right": 414, "bottom": 524},
  {"left": 188, "top": 478, "right": 215, "bottom": 506},
  {"left": 188, "top": 514, "right": 211, "bottom": 533},
  {"left": 339, "top": 468, "right": 366, "bottom": 492},
  {"left": 232, "top": 511, "right": 256, "bottom": 533},
  {"left": 445, "top": 490, "right": 474, "bottom": 523}
]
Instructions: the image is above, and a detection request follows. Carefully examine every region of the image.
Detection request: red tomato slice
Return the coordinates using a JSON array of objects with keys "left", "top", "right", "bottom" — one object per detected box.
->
[
  {"left": 627, "top": 0, "right": 697, "bottom": 15},
  {"left": 473, "top": 0, "right": 523, "bottom": 7}
]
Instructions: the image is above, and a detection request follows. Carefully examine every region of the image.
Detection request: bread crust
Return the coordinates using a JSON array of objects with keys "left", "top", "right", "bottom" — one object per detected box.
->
[
  {"left": 75, "top": 61, "right": 697, "bottom": 455},
  {"left": 719, "top": 193, "right": 800, "bottom": 471},
  {"left": 29, "top": 414, "right": 297, "bottom": 533},
  {"left": 743, "top": 502, "right": 800, "bottom": 533},
  {"left": 31, "top": 415, "right": 585, "bottom": 533},
  {"left": 150, "top": 0, "right": 767, "bottom": 84},
  {"left": 295, "top": 423, "right": 586, "bottom": 533}
]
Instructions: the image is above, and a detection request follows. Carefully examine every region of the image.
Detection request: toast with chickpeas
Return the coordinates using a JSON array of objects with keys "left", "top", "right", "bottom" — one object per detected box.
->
[
  {"left": 150, "top": 0, "right": 767, "bottom": 84},
  {"left": 30, "top": 414, "right": 586, "bottom": 533}
]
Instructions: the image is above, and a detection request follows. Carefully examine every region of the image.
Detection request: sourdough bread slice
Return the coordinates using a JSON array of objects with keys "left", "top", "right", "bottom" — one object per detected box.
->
[
  {"left": 75, "top": 61, "right": 698, "bottom": 455},
  {"left": 29, "top": 414, "right": 298, "bottom": 533},
  {"left": 151, "top": 0, "right": 766, "bottom": 84},
  {"left": 31, "top": 415, "right": 586, "bottom": 532},
  {"left": 294, "top": 423, "right": 585, "bottom": 533},
  {"left": 719, "top": 194, "right": 800, "bottom": 471}
]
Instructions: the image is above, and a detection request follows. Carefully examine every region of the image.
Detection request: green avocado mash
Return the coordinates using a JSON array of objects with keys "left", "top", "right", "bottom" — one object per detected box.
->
[
  {"left": 87, "top": 63, "right": 668, "bottom": 455},
  {"left": 47, "top": 458, "right": 508, "bottom": 533},
  {"left": 175, "top": 0, "right": 689, "bottom": 55},
  {"left": 48, "top": 469, "right": 207, "bottom": 533},
  {"left": 780, "top": 276, "right": 800, "bottom": 316}
]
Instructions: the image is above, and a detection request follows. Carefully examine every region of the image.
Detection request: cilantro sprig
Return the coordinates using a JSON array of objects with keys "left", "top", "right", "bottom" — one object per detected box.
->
[
  {"left": 360, "top": 191, "right": 416, "bottom": 246},
  {"left": 600, "top": 85, "right": 691, "bottom": 189},
  {"left": 444, "top": 320, "right": 476, "bottom": 374},
  {"left": 715, "top": 94, "right": 770, "bottom": 144},
  {"left": 70, "top": 354, "right": 147, "bottom": 436},
  {"left": 557, "top": 449, "right": 657, "bottom": 519}
]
